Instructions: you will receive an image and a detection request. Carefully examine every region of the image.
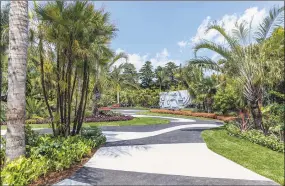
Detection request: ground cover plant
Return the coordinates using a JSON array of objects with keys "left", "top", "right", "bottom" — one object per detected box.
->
[
  {"left": 202, "top": 126, "right": 284, "bottom": 185},
  {"left": 0, "top": 126, "right": 106, "bottom": 185}
]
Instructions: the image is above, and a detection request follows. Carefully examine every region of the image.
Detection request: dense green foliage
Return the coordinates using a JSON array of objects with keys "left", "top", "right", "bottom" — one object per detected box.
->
[
  {"left": 188, "top": 7, "right": 284, "bottom": 135},
  {"left": 226, "top": 123, "right": 284, "bottom": 152},
  {"left": 0, "top": 126, "right": 106, "bottom": 185}
]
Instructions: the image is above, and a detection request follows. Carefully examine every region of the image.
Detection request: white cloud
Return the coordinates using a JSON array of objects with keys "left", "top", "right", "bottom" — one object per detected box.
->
[
  {"left": 150, "top": 48, "right": 181, "bottom": 68},
  {"left": 177, "top": 41, "right": 189, "bottom": 53},
  {"left": 179, "top": 7, "right": 268, "bottom": 52},
  {"left": 115, "top": 48, "right": 125, "bottom": 54},
  {"left": 114, "top": 48, "right": 148, "bottom": 70},
  {"left": 113, "top": 48, "right": 181, "bottom": 71},
  {"left": 177, "top": 41, "right": 188, "bottom": 48}
]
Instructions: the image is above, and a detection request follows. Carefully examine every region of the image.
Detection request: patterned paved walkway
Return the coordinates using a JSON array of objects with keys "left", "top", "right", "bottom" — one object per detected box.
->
[{"left": 55, "top": 109, "right": 278, "bottom": 185}]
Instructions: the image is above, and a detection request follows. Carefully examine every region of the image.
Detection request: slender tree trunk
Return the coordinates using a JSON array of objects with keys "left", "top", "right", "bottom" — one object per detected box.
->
[
  {"left": 117, "top": 86, "right": 120, "bottom": 105},
  {"left": 76, "top": 70, "right": 89, "bottom": 134},
  {"left": 56, "top": 46, "right": 62, "bottom": 134},
  {"left": 39, "top": 30, "right": 55, "bottom": 136},
  {"left": 73, "top": 59, "right": 88, "bottom": 135},
  {"left": 250, "top": 101, "right": 264, "bottom": 132},
  {"left": 6, "top": 1, "right": 28, "bottom": 161},
  {"left": 92, "top": 84, "right": 101, "bottom": 116}
]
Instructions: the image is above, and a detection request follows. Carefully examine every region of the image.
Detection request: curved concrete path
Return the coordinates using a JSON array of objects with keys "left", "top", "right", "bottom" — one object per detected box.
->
[{"left": 56, "top": 109, "right": 278, "bottom": 185}]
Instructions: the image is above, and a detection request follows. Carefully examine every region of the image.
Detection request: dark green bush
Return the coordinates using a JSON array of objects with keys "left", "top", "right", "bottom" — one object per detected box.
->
[
  {"left": 1, "top": 127, "right": 106, "bottom": 185},
  {"left": 0, "top": 136, "right": 5, "bottom": 167},
  {"left": 225, "top": 123, "right": 284, "bottom": 153}
]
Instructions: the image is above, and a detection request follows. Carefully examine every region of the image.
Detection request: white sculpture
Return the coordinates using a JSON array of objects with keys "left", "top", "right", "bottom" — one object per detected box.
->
[{"left": 159, "top": 90, "right": 191, "bottom": 109}]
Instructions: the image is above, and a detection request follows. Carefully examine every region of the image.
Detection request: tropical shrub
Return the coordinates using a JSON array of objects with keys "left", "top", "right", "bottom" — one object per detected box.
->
[
  {"left": 0, "top": 136, "right": 5, "bottom": 167},
  {"left": 26, "top": 97, "right": 48, "bottom": 119},
  {"left": 261, "top": 103, "right": 284, "bottom": 137},
  {"left": 213, "top": 82, "right": 239, "bottom": 115},
  {"left": 1, "top": 129, "right": 106, "bottom": 185},
  {"left": 225, "top": 123, "right": 284, "bottom": 152},
  {"left": 99, "top": 110, "right": 121, "bottom": 116},
  {"left": 0, "top": 103, "right": 6, "bottom": 124},
  {"left": 98, "top": 94, "right": 116, "bottom": 107}
]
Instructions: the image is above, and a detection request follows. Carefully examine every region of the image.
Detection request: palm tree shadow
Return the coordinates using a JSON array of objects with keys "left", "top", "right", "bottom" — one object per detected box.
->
[{"left": 97, "top": 143, "right": 152, "bottom": 158}]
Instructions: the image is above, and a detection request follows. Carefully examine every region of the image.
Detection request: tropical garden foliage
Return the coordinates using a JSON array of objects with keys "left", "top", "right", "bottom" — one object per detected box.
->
[{"left": 0, "top": 1, "right": 284, "bottom": 183}]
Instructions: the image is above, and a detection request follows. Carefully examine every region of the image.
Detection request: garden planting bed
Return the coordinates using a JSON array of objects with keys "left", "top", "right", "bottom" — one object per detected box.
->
[
  {"left": 0, "top": 110, "right": 134, "bottom": 125},
  {"left": 150, "top": 109, "right": 237, "bottom": 121},
  {"left": 1, "top": 126, "right": 106, "bottom": 185},
  {"left": 29, "top": 148, "right": 97, "bottom": 186}
]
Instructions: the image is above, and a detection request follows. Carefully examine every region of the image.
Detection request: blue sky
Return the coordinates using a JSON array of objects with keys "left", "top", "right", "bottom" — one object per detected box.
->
[
  {"left": 2, "top": 1, "right": 283, "bottom": 71},
  {"left": 94, "top": 1, "right": 284, "bottom": 71}
]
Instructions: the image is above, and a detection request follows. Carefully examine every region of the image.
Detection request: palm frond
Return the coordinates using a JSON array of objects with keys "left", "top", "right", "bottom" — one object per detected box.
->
[
  {"left": 232, "top": 20, "right": 250, "bottom": 45},
  {"left": 188, "top": 57, "right": 221, "bottom": 71},
  {"left": 205, "top": 23, "right": 239, "bottom": 51},
  {"left": 107, "top": 52, "right": 128, "bottom": 69},
  {"left": 255, "top": 6, "right": 284, "bottom": 43},
  {"left": 193, "top": 40, "right": 232, "bottom": 61}
]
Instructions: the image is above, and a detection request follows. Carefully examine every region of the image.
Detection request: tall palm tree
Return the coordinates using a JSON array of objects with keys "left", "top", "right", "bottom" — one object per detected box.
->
[
  {"left": 155, "top": 66, "right": 168, "bottom": 92},
  {"left": 107, "top": 54, "right": 135, "bottom": 105},
  {"left": 35, "top": 1, "right": 116, "bottom": 135},
  {"left": 189, "top": 6, "right": 284, "bottom": 133},
  {"left": 6, "top": 1, "right": 29, "bottom": 161}
]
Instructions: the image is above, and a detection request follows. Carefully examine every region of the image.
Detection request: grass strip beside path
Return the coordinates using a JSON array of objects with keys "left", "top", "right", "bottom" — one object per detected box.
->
[
  {"left": 202, "top": 126, "right": 284, "bottom": 185},
  {"left": 86, "top": 117, "right": 169, "bottom": 126},
  {"left": 0, "top": 117, "right": 169, "bottom": 130}
]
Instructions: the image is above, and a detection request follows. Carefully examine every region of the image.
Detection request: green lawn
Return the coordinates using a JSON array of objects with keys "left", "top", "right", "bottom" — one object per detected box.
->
[
  {"left": 202, "top": 126, "right": 284, "bottom": 185},
  {"left": 0, "top": 117, "right": 169, "bottom": 130},
  {"left": 137, "top": 111, "right": 218, "bottom": 121},
  {"left": 85, "top": 117, "right": 169, "bottom": 127}
]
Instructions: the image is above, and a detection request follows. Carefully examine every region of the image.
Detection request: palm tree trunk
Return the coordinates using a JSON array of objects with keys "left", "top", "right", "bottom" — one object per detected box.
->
[
  {"left": 92, "top": 86, "right": 100, "bottom": 116},
  {"left": 39, "top": 30, "right": 55, "bottom": 136},
  {"left": 250, "top": 101, "right": 265, "bottom": 133},
  {"left": 117, "top": 87, "right": 120, "bottom": 105},
  {"left": 6, "top": 1, "right": 28, "bottom": 161}
]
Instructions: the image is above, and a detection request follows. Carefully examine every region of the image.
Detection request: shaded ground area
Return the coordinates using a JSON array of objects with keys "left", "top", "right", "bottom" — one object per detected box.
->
[
  {"left": 65, "top": 167, "right": 277, "bottom": 186},
  {"left": 104, "top": 128, "right": 206, "bottom": 146}
]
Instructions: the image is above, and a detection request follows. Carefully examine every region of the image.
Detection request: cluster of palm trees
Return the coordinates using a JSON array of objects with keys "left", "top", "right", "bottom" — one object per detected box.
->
[
  {"left": 0, "top": 1, "right": 129, "bottom": 161},
  {"left": 189, "top": 6, "right": 284, "bottom": 134}
]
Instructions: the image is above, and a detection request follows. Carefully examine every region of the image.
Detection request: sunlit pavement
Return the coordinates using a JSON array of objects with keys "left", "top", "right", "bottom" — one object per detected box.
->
[{"left": 55, "top": 109, "right": 278, "bottom": 185}]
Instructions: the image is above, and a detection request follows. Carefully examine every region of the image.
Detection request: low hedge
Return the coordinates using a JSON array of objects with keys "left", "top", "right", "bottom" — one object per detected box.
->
[
  {"left": 0, "top": 127, "right": 106, "bottom": 185},
  {"left": 150, "top": 109, "right": 236, "bottom": 121},
  {"left": 225, "top": 123, "right": 284, "bottom": 153}
]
